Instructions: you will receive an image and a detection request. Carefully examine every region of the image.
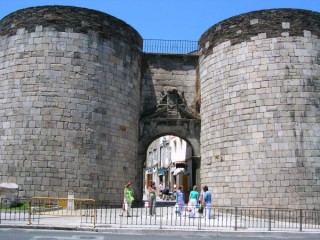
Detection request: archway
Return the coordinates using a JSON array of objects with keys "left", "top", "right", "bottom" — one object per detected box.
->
[
  {"left": 143, "top": 135, "right": 200, "bottom": 203},
  {"left": 136, "top": 88, "right": 201, "bottom": 201}
]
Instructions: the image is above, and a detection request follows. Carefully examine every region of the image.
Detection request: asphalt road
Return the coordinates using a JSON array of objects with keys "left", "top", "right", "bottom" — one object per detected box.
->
[{"left": 1, "top": 228, "right": 320, "bottom": 240}]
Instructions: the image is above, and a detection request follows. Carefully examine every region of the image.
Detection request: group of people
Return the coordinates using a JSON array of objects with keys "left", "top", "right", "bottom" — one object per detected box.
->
[
  {"left": 120, "top": 180, "right": 157, "bottom": 217},
  {"left": 120, "top": 181, "right": 212, "bottom": 219},
  {"left": 175, "top": 185, "right": 212, "bottom": 219}
]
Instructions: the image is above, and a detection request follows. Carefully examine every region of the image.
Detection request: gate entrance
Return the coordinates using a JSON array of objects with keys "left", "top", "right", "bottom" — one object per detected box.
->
[
  {"left": 137, "top": 88, "right": 201, "bottom": 200},
  {"left": 144, "top": 135, "right": 198, "bottom": 201}
]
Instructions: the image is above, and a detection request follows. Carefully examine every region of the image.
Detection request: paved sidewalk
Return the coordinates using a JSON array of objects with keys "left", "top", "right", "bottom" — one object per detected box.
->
[
  {"left": 1, "top": 198, "right": 320, "bottom": 237},
  {"left": 1, "top": 220, "right": 320, "bottom": 238}
]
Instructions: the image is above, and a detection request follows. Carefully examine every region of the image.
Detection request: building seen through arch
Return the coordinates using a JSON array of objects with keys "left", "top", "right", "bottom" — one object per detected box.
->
[{"left": 145, "top": 135, "right": 197, "bottom": 198}]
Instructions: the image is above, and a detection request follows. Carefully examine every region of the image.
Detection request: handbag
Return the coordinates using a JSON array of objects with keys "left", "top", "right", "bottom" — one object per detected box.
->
[{"left": 198, "top": 204, "right": 204, "bottom": 213}]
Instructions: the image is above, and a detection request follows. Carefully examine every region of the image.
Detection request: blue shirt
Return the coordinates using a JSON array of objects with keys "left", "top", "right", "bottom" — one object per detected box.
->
[
  {"left": 203, "top": 191, "right": 211, "bottom": 204},
  {"left": 176, "top": 190, "right": 184, "bottom": 204},
  {"left": 189, "top": 190, "right": 199, "bottom": 200}
]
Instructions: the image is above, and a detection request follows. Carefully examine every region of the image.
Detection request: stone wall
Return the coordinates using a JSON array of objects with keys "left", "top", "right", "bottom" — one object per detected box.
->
[
  {"left": 141, "top": 54, "right": 198, "bottom": 116},
  {"left": 0, "top": 6, "right": 319, "bottom": 209},
  {"left": 0, "top": 6, "right": 142, "bottom": 201},
  {"left": 199, "top": 9, "right": 320, "bottom": 209}
]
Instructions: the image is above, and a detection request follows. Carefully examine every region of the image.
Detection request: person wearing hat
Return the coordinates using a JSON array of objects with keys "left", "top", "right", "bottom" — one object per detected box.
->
[{"left": 120, "top": 182, "right": 134, "bottom": 217}]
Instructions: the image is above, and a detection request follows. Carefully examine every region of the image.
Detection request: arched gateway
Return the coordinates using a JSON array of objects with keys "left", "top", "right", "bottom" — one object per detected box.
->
[
  {"left": 136, "top": 88, "right": 201, "bottom": 199},
  {"left": 0, "top": 6, "right": 319, "bottom": 210}
]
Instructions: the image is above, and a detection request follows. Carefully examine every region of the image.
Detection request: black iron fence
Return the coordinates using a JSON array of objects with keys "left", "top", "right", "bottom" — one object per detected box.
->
[
  {"left": 143, "top": 39, "right": 198, "bottom": 54},
  {"left": 0, "top": 197, "right": 30, "bottom": 223},
  {"left": 1, "top": 198, "right": 320, "bottom": 232},
  {"left": 90, "top": 204, "right": 320, "bottom": 231}
]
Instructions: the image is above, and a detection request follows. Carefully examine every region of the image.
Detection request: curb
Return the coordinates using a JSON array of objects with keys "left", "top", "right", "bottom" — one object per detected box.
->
[{"left": 1, "top": 224, "right": 320, "bottom": 237}]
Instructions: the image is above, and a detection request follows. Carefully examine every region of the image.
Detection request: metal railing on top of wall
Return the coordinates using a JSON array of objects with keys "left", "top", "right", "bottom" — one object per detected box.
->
[{"left": 143, "top": 39, "right": 198, "bottom": 54}]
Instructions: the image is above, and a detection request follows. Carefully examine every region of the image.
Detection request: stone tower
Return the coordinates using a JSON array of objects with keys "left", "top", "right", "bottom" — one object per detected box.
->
[
  {"left": 0, "top": 6, "right": 142, "bottom": 200},
  {"left": 0, "top": 6, "right": 319, "bottom": 209},
  {"left": 199, "top": 9, "right": 320, "bottom": 209}
]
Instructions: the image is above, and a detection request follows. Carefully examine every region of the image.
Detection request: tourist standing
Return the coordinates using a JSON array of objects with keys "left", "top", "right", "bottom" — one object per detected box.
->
[
  {"left": 188, "top": 185, "right": 199, "bottom": 218},
  {"left": 175, "top": 185, "right": 185, "bottom": 216},
  {"left": 202, "top": 185, "right": 212, "bottom": 219},
  {"left": 120, "top": 182, "right": 134, "bottom": 217},
  {"left": 148, "top": 181, "right": 157, "bottom": 216}
]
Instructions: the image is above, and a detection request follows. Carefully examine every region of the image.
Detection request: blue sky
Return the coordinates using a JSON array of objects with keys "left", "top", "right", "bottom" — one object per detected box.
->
[{"left": 0, "top": 0, "right": 319, "bottom": 41}]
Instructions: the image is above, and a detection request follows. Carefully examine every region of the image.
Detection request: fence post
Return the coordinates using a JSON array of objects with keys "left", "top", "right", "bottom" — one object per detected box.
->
[
  {"left": 93, "top": 201, "right": 96, "bottom": 228},
  {"left": 234, "top": 207, "right": 238, "bottom": 231},
  {"left": 37, "top": 199, "right": 41, "bottom": 224},
  {"left": 119, "top": 209, "right": 123, "bottom": 228},
  {"left": 198, "top": 207, "right": 202, "bottom": 230},
  {"left": 28, "top": 199, "right": 32, "bottom": 225},
  {"left": 268, "top": 208, "right": 271, "bottom": 231},
  {"left": 299, "top": 209, "right": 303, "bottom": 232},
  {"left": 159, "top": 207, "right": 163, "bottom": 229},
  {"left": 0, "top": 198, "right": 2, "bottom": 224}
]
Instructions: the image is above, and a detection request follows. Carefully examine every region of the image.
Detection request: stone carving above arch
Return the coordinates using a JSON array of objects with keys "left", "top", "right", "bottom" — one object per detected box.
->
[{"left": 139, "top": 87, "right": 200, "bottom": 157}]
